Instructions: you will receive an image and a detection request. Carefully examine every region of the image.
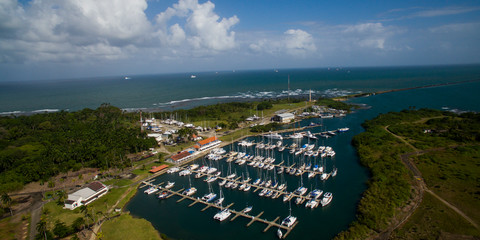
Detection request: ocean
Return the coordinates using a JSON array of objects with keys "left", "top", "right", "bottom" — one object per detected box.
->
[
  {"left": 1, "top": 64, "right": 479, "bottom": 115},
  {"left": 2, "top": 64, "right": 480, "bottom": 239}
]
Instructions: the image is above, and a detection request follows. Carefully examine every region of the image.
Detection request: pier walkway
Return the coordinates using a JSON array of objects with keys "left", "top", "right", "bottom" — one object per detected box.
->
[{"left": 141, "top": 181, "right": 298, "bottom": 238}]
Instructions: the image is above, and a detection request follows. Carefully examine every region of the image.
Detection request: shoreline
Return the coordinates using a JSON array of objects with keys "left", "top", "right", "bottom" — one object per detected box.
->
[{"left": 335, "top": 78, "right": 480, "bottom": 101}]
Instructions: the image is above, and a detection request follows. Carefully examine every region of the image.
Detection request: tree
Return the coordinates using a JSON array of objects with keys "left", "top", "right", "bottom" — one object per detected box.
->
[
  {"left": 1, "top": 192, "right": 12, "bottom": 216},
  {"left": 56, "top": 190, "right": 67, "bottom": 205},
  {"left": 70, "top": 233, "right": 80, "bottom": 240},
  {"left": 35, "top": 219, "right": 54, "bottom": 240},
  {"left": 71, "top": 217, "right": 85, "bottom": 232},
  {"left": 53, "top": 220, "right": 70, "bottom": 238}
]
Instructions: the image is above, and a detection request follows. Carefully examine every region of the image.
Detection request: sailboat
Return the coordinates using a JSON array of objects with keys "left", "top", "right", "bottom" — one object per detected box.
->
[
  {"left": 277, "top": 218, "right": 283, "bottom": 239},
  {"left": 213, "top": 187, "right": 224, "bottom": 206},
  {"left": 281, "top": 200, "right": 297, "bottom": 227},
  {"left": 201, "top": 183, "right": 217, "bottom": 202},
  {"left": 182, "top": 176, "right": 197, "bottom": 196}
]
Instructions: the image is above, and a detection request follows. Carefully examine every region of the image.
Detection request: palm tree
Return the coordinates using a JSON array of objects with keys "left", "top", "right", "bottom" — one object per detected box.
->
[
  {"left": 1, "top": 192, "right": 12, "bottom": 216},
  {"left": 36, "top": 219, "right": 48, "bottom": 240}
]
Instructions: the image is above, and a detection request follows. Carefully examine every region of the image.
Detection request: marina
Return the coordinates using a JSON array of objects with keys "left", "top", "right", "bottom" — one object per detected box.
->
[
  {"left": 127, "top": 113, "right": 368, "bottom": 240},
  {"left": 131, "top": 120, "right": 350, "bottom": 239},
  {"left": 140, "top": 181, "right": 299, "bottom": 238}
]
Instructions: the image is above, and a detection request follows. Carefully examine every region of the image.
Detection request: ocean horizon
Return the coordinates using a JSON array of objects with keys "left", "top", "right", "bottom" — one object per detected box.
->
[{"left": 1, "top": 64, "right": 480, "bottom": 115}]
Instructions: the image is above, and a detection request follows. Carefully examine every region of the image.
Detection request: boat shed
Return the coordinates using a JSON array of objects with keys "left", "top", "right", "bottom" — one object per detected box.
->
[
  {"left": 64, "top": 181, "right": 109, "bottom": 210},
  {"left": 166, "top": 151, "right": 194, "bottom": 164},
  {"left": 149, "top": 164, "right": 169, "bottom": 173},
  {"left": 194, "top": 136, "right": 221, "bottom": 151},
  {"left": 273, "top": 113, "right": 295, "bottom": 123}
]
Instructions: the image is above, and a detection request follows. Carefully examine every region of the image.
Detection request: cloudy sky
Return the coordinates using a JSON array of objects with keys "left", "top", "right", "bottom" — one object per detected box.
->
[{"left": 1, "top": 0, "right": 480, "bottom": 81}]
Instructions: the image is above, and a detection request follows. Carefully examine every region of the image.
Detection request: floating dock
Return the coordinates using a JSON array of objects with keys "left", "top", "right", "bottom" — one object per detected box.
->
[{"left": 141, "top": 181, "right": 298, "bottom": 238}]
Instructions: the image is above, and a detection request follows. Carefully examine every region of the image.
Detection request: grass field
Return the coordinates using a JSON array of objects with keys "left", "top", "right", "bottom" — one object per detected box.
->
[
  {"left": 43, "top": 201, "right": 84, "bottom": 228},
  {"left": 392, "top": 193, "right": 480, "bottom": 239},
  {"left": 413, "top": 146, "right": 480, "bottom": 225},
  {"left": 0, "top": 216, "right": 23, "bottom": 240},
  {"left": 101, "top": 214, "right": 162, "bottom": 240}
]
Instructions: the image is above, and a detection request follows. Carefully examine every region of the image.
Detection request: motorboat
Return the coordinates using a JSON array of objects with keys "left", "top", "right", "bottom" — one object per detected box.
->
[
  {"left": 201, "top": 192, "right": 217, "bottom": 202},
  {"left": 263, "top": 132, "right": 283, "bottom": 140},
  {"left": 308, "top": 189, "right": 323, "bottom": 199},
  {"left": 165, "top": 181, "right": 175, "bottom": 189},
  {"left": 158, "top": 191, "right": 171, "bottom": 199},
  {"left": 321, "top": 192, "right": 333, "bottom": 207},
  {"left": 243, "top": 206, "right": 253, "bottom": 213},
  {"left": 305, "top": 199, "right": 320, "bottom": 209},
  {"left": 294, "top": 187, "right": 307, "bottom": 196},
  {"left": 144, "top": 187, "right": 158, "bottom": 195},
  {"left": 183, "top": 187, "right": 197, "bottom": 196}
]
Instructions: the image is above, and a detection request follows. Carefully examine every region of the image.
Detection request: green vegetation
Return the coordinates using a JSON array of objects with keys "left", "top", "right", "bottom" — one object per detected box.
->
[
  {"left": 337, "top": 109, "right": 480, "bottom": 239},
  {"left": 317, "top": 97, "right": 354, "bottom": 112},
  {"left": 412, "top": 147, "right": 480, "bottom": 224},
  {"left": 0, "top": 216, "right": 22, "bottom": 240},
  {"left": 0, "top": 104, "right": 157, "bottom": 192},
  {"left": 153, "top": 98, "right": 304, "bottom": 128},
  {"left": 250, "top": 123, "right": 280, "bottom": 133},
  {"left": 101, "top": 214, "right": 162, "bottom": 240},
  {"left": 391, "top": 193, "right": 479, "bottom": 239}
]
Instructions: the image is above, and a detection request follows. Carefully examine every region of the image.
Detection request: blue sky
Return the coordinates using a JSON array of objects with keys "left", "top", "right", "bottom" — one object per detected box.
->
[{"left": 1, "top": 0, "right": 480, "bottom": 81}]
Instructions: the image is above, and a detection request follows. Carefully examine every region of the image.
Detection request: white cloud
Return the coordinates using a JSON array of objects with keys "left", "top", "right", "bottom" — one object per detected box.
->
[
  {"left": 0, "top": 0, "right": 239, "bottom": 64},
  {"left": 342, "top": 23, "right": 395, "bottom": 49},
  {"left": 284, "top": 29, "right": 317, "bottom": 57},
  {"left": 154, "top": 0, "right": 239, "bottom": 51},
  {"left": 247, "top": 29, "right": 317, "bottom": 57},
  {"left": 379, "top": 6, "right": 480, "bottom": 22}
]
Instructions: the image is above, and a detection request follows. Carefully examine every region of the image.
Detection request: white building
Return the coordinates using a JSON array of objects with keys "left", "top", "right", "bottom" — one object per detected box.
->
[
  {"left": 272, "top": 113, "right": 295, "bottom": 123},
  {"left": 64, "top": 182, "right": 109, "bottom": 210}
]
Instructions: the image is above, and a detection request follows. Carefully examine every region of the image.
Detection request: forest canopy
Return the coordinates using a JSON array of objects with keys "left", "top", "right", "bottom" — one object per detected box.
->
[{"left": 0, "top": 104, "right": 156, "bottom": 192}]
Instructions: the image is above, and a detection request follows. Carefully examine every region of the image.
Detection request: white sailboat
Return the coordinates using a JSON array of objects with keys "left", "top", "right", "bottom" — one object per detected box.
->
[{"left": 281, "top": 201, "right": 297, "bottom": 228}]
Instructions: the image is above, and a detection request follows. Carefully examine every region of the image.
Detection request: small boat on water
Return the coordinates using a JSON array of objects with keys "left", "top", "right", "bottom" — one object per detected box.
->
[
  {"left": 283, "top": 192, "right": 293, "bottom": 202},
  {"left": 201, "top": 192, "right": 217, "bottom": 202},
  {"left": 158, "top": 191, "right": 171, "bottom": 199},
  {"left": 263, "top": 132, "right": 283, "bottom": 140},
  {"left": 321, "top": 192, "right": 333, "bottom": 207},
  {"left": 294, "top": 186, "right": 308, "bottom": 196},
  {"left": 332, "top": 168, "right": 338, "bottom": 177},
  {"left": 167, "top": 167, "right": 180, "bottom": 173},
  {"left": 164, "top": 181, "right": 175, "bottom": 189},
  {"left": 213, "top": 208, "right": 231, "bottom": 221},
  {"left": 144, "top": 187, "right": 158, "bottom": 195},
  {"left": 277, "top": 228, "right": 283, "bottom": 239},
  {"left": 218, "top": 179, "right": 227, "bottom": 186},
  {"left": 243, "top": 205, "right": 253, "bottom": 213},
  {"left": 214, "top": 188, "right": 225, "bottom": 206},
  {"left": 305, "top": 199, "right": 320, "bottom": 209},
  {"left": 308, "top": 189, "right": 323, "bottom": 199},
  {"left": 183, "top": 187, "right": 197, "bottom": 196},
  {"left": 281, "top": 201, "right": 297, "bottom": 227},
  {"left": 288, "top": 132, "right": 303, "bottom": 139},
  {"left": 243, "top": 184, "right": 251, "bottom": 191},
  {"left": 320, "top": 173, "right": 328, "bottom": 180},
  {"left": 214, "top": 197, "right": 224, "bottom": 206},
  {"left": 189, "top": 164, "right": 199, "bottom": 170}
]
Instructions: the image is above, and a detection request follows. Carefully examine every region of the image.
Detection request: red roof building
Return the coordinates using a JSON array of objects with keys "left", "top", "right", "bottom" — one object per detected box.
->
[
  {"left": 149, "top": 164, "right": 169, "bottom": 173},
  {"left": 166, "top": 151, "right": 194, "bottom": 163}
]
